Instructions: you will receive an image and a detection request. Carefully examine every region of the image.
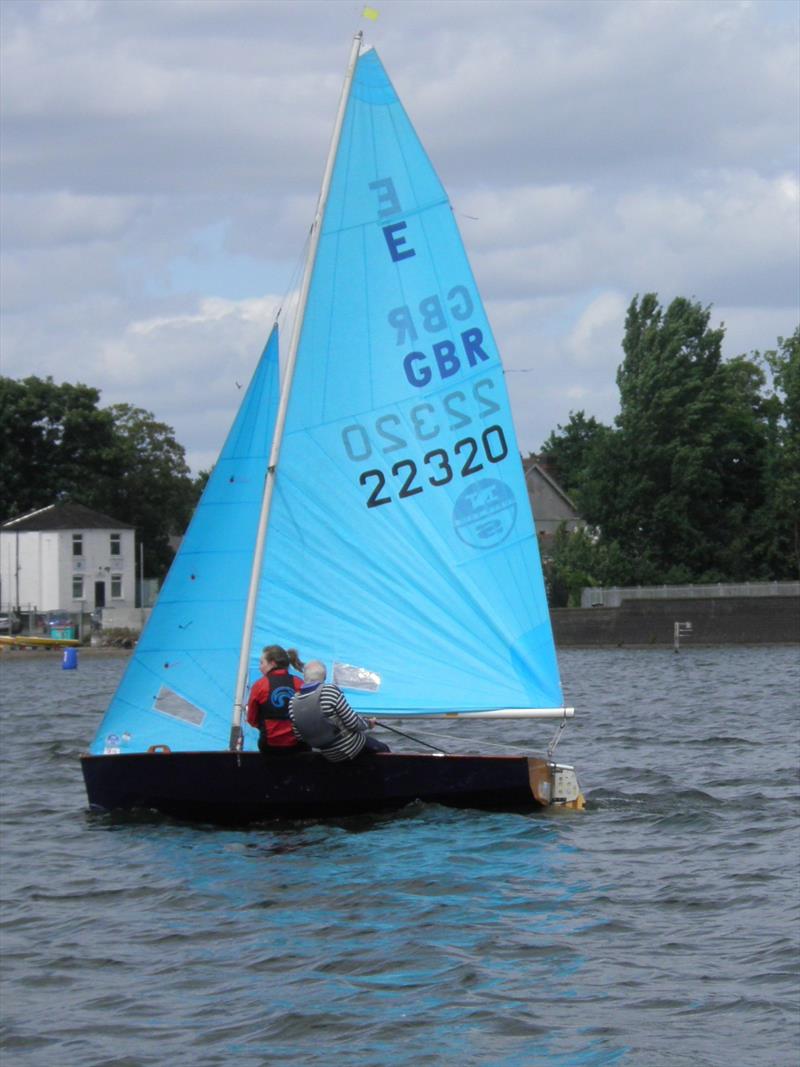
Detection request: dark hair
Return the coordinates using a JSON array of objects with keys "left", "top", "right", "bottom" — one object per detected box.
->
[{"left": 262, "top": 645, "right": 304, "bottom": 672}]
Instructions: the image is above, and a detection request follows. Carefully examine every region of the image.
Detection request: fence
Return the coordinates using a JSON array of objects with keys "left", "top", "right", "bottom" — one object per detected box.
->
[{"left": 581, "top": 581, "right": 800, "bottom": 608}]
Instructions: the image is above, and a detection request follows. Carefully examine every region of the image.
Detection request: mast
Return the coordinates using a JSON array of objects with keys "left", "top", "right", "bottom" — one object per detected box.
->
[{"left": 229, "top": 31, "right": 364, "bottom": 750}]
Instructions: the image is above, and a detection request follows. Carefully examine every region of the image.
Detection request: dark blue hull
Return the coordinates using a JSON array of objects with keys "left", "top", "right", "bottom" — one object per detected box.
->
[{"left": 80, "top": 750, "right": 554, "bottom": 822}]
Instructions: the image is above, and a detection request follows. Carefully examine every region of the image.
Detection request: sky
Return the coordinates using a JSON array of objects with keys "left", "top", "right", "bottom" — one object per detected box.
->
[{"left": 1, "top": 0, "right": 798, "bottom": 474}]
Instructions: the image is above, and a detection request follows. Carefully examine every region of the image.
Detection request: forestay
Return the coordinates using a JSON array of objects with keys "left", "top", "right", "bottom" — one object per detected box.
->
[
  {"left": 88, "top": 328, "right": 280, "bottom": 754},
  {"left": 254, "top": 50, "right": 564, "bottom": 718}
]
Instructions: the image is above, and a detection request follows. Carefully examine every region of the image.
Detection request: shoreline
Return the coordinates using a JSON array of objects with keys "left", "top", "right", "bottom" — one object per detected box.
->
[
  {"left": 2, "top": 641, "right": 797, "bottom": 664},
  {"left": 3, "top": 595, "right": 797, "bottom": 660},
  {"left": 0, "top": 645, "right": 133, "bottom": 660}
]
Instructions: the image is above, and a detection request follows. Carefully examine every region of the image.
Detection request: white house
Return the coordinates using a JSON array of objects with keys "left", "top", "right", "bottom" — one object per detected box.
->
[{"left": 0, "top": 502, "right": 136, "bottom": 620}]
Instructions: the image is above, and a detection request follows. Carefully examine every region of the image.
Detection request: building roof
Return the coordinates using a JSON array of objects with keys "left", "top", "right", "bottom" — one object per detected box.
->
[
  {"left": 2, "top": 502, "right": 134, "bottom": 532},
  {"left": 522, "top": 458, "right": 580, "bottom": 514}
]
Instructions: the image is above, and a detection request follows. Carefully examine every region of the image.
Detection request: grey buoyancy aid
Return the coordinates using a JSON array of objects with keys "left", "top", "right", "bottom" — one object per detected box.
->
[{"left": 290, "top": 686, "right": 340, "bottom": 748}]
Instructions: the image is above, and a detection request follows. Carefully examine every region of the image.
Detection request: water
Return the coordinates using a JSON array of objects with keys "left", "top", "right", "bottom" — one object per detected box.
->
[{"left": 1, "top": 646, "right": 798, "bottom": 1066}]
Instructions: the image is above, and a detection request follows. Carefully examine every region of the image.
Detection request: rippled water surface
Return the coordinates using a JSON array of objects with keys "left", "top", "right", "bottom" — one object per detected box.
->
[{"left": 1, "top": 646, "right": 798, "bottom": 1066}]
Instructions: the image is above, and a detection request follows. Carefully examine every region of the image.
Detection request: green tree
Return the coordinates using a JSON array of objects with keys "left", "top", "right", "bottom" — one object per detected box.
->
[
  {"left": 0, "top": 377, "right": 201, "bottom": 578},
  {"left": 539, "top": 411, "right": 611, "bottom": 499},
  {"left": 104, "top": 403, "right": 197, "bottom": 577},
  {"left": 540, "top": 524, "right": 641, "bottom": 606},
  {"left": 0, "top": 377, "right": 121, "bottom": 517},
  {"left": 193, "top": 469, "right": 211, "bottom": 497},
  {"left": 581, "top": 294, "right": 772, "bottom": 582},
  {"left": 751, "top": 329, "right": 800, "bottom": 577},
  {"left": 541, "top": 525, "right": 599, "bottom": 607}
]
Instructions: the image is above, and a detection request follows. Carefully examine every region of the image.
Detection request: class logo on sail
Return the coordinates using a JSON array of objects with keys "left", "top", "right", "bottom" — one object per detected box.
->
[{"left": 453, "top": 478, "right": 517, "bottom": 548}]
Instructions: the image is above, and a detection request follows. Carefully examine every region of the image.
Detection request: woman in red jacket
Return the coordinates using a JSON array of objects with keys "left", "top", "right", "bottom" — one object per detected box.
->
[{"left": 246, "top": 645, "right": 309, "bottom": 754}]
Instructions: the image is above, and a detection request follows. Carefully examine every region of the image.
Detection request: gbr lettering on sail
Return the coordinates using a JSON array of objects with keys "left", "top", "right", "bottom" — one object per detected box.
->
[
  {"left": 340, "top": 176, "right": 511, "bottom": 515},
  {"left": 369, "top": 177, "right": 492, "bottom": 389}
]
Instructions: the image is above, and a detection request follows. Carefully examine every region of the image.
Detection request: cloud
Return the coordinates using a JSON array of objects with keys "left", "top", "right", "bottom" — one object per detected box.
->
[
  {"left": 566, "top": 292, "right": 628, "bottom": 367},
  {"left": 1, "top": 0, "right": 797, "bottom": 470},
  {"left": 2, "top": 288, "right": 281, "bottom": 472},
  {"left": 2, "top": 191, "right": 144, "bottom": 248},
  {"left": 464, "top": 169, "right": 799, "bottom": 311}
]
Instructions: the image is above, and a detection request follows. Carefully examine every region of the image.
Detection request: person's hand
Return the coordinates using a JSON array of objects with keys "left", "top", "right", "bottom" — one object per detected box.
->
[{"left": 367, "top": 717, "right": 377, "bottom": 728}]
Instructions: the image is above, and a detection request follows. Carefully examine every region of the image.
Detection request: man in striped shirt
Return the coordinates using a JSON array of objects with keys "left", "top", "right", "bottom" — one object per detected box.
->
[{"left": 288, "top": 661, "right": 390, "bottom": 761}]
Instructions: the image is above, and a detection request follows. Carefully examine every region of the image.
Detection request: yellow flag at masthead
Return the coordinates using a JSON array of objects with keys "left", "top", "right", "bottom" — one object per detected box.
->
[{"left": 362, "top": 6, "right": 379, "bottom": 20}]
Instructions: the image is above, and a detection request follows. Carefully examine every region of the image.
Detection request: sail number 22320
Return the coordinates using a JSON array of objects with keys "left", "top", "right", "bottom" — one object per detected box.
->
[
  {"left": 358, "top": 425, "right": 508, "bottom": 508},
  {"left": 341, "top": 377, "right": 509, "bottom": 508}
]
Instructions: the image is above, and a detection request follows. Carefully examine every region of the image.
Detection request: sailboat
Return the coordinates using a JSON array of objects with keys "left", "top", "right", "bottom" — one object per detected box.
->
[{"left": 81, "top": 32, "right": 584, "bottom": 821}]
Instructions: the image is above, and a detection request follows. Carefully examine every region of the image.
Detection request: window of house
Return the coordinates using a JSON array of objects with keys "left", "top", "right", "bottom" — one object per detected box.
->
[
  {"left": 72, "top": 533, "right": 83, "bottom": 557},
  {"left": 110, "top": 533, "right": 121, "bottom": 556},
  {"left": 72, "top": 575, "right": 84, "bottom": 599},
  {"left": 111, "top": 574, "right": 123, "bottom": 599}
]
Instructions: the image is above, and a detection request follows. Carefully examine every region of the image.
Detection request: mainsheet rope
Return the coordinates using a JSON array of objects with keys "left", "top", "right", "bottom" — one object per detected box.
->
[{"left": 374, "top": 722, "right": 534, "bottom": 756}]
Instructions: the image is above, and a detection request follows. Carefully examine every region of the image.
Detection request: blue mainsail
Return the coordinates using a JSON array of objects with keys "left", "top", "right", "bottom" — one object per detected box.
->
[
  {"left": 253, "top": 49, "right": 563, "bottom": 719},
  {"left": 89, "top": 45, "right": 564, "bottom": 758},
  {"left": 89, "top": 327, "right": 280, "bottom": 754}
]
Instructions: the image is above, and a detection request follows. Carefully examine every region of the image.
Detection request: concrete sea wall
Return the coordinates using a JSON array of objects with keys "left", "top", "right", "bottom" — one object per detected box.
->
[{"left": 551, "top": 596, "right": 800, "bottom": 648}]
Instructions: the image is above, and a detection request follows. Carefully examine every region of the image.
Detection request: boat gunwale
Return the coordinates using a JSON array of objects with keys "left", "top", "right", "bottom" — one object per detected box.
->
[{"left": 80, "top": 749, "right": 542, "bottom": 763}]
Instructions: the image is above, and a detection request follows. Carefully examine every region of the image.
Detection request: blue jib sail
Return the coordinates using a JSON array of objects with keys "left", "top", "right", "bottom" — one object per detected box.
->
[
  {"left": 88, "top": 327, "right": 280, "bottom": 754},
  {"left": 254, "top": 49, "right": 563, "bottom": 718}
]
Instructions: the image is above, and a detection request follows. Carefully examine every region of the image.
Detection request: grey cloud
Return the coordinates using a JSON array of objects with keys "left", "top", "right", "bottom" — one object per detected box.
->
[{"left": 1, "top": 0, "right": 797, "bottom": 469}]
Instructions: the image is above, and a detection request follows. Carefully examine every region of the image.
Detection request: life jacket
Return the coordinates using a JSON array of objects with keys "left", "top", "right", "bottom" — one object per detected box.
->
[
  {"left": 290, "top": 685, "right": 341, "bottom": 749},
  {"left": 255, "top": 670, "right": 302, "bottom": 746}
]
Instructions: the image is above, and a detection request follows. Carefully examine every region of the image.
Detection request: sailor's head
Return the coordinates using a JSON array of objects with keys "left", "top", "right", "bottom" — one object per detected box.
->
[
  {"left": 261, "top": 645, "right": 305, "bottom": 674},
  {"left": 261, "top": 644, "right": 289, "bottom": 670},
  {"left": 303, "top": 660, "right": 327, "bottom": 682}
]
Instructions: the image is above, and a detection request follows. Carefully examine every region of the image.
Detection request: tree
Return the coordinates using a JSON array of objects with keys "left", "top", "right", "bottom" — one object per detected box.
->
[
  {"left": 540, "top": 523, "right": 641, "bottom": 606},
  {"left": 0, "top": 377, "right": 200, "bottom": 578},
  {"left": 541, "top": 525, "right": 600, "bottom": 607},
  {"left": 751, "top": 329, "right": 800, "bottom": 577},
  {"left": 103, "top": 404, "right": 197, "bottom": 577},
  {"left": 0, "top": 377, "right": 121, "bottom": 518},
  {"left": 539, "top": 411, "right": 611, "bottom": 499},
  {"left": 193, "top": 469, "right": 211, "bottom": 497},
  {"left": 536, "top": 299, "right": 798, "bottom": 587},
  {"left": 581, "top": 294, "right": 772, "bottom": 582}
]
